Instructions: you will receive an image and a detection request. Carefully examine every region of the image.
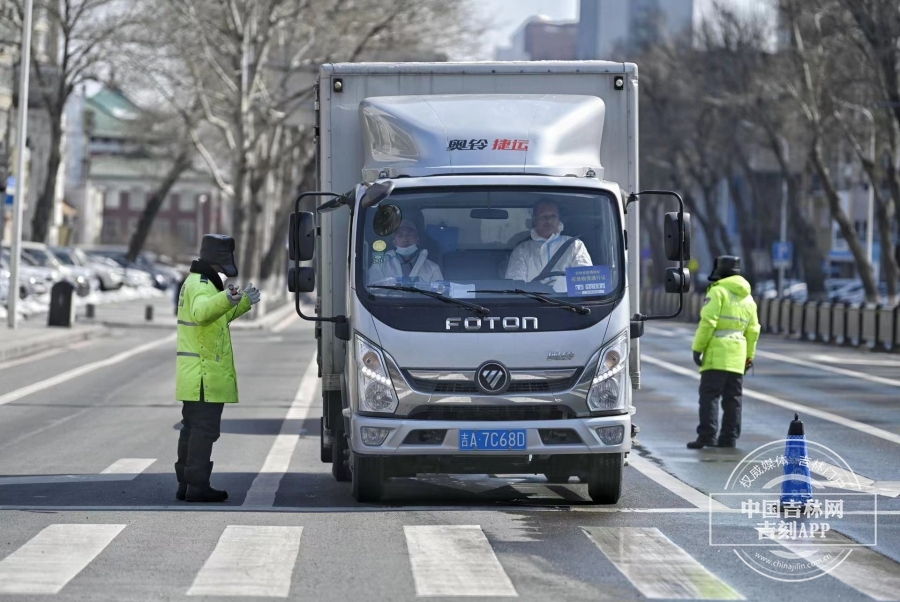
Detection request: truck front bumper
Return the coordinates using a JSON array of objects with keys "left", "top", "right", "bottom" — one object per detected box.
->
[{"left": 350, "top": 413, "right": 631, "bottom": 456}]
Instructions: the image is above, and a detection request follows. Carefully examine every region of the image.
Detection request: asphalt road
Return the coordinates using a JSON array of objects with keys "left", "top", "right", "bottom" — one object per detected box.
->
[{"left": 0, "top": 315, "right": 898, "bottom": 601}]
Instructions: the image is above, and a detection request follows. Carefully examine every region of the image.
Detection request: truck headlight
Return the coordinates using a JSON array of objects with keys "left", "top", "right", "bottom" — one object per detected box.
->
[
  {"left": 587, "top": 330, "right": 628, "bottom": 412},
  {"left": 356, "top": 335, "right": 398, "bottom": 413}
]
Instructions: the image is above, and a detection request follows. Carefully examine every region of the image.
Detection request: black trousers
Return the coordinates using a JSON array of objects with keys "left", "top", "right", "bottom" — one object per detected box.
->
[
  {"left": 175, "top": 393, "right": 224, "bottom": 487},
  {"left": 697, "top": 369, "right": 743, "bottom": 442}
]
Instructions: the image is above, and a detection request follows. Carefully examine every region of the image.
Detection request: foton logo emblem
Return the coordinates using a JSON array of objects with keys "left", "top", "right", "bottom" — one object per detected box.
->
[{"left": 445, "top": 317, "right": 538, "bottom": 331}]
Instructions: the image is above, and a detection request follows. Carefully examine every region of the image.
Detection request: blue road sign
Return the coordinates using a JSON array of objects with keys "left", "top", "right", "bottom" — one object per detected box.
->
[
  {"left": 4, "top": 176, "right": 14, "bottom": 205},
  {"left": 773, "top": 241, "right": 793, "bottom": 269}
]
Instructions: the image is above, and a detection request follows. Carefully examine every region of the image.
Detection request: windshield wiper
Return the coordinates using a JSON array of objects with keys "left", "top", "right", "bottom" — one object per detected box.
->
[
  {"left": 476, "top": 289, "right": 591, "bottom": 315},
  {"left": 368, "top": 285, "right": 490, "bottom": 317}
]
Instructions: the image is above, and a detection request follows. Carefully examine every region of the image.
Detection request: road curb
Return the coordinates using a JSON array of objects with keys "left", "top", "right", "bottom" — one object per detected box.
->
[
  {"left": 232, "top": 299, "right": 298, "bottom": 331},
  {"left": 0, "top": 325, "right": 111, "bottom": 363}
]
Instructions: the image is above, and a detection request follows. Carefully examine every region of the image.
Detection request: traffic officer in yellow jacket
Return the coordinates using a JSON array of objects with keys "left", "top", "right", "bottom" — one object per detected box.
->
[
  {"left": 174, "top": 234, "right": 260, "bottom": 502},
  {"left": 687, "top": 256, "right": 760, "bottom": 449}
]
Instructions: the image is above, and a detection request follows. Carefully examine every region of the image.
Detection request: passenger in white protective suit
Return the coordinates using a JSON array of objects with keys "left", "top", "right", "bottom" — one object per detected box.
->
[
  {"left": 504, "top": 200, "right": 593, "bottom": 293},
  {"left": 367, "top": 219, "right": 444, "bottom": 286}
]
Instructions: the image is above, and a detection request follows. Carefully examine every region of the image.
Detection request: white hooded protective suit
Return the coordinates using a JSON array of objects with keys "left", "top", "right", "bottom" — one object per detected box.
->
[
  {"left": 367, "top": 248, "right": 444, "bottom": 286},
  {"left": 504, "top": 224, "right": 592, "bottom": 293}
]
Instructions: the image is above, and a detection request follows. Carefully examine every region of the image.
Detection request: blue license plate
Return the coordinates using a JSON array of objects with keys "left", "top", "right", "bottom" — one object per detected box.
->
[{"left": 459, "top": 429, "right": 527, "bottom": 451}]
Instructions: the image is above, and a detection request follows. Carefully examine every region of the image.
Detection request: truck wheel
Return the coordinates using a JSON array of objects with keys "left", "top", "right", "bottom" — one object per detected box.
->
[
  {"left": 587, "top": 453, "right": 623, "bottom": 504},
  {"left": 331, "top": 426, "right": 351, "bottom": 482},
  {"left": 351, "top": 453, "right": 384, "bottom": 502}
]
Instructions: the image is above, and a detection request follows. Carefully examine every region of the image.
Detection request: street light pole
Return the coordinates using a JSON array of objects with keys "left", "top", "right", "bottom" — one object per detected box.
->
[{"left": 7, "top": 0, "right": 34, "bottom": 329}]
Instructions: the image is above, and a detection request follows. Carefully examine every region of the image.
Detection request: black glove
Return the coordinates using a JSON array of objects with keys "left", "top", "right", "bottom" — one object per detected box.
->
[
  {"left": 745, "top": 358, "right": 754, "bottom": 373},
  {"left": 693, "top": 351, "right": 703, "bottom": 367}
]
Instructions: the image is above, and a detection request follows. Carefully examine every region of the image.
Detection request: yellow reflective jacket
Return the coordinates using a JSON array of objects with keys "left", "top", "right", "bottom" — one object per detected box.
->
[
  {"left": 175, "top": 272, "right": 251, "bottom": 403},
  {"left": 692, "top": 275, "right": 761, "bottom": 374}
]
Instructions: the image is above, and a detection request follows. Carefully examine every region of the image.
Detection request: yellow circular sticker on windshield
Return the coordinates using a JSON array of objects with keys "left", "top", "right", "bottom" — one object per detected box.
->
[{"left": 373, "top": 240, "right": 387, "bottom": 252}]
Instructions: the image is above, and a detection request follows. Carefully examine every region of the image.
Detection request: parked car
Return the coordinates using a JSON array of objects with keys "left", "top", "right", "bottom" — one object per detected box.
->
[
  {"left": 51, "top": 246, "right": 124, "bottom": 292},
  {"left": 80, "top": 246, "right": 178, "bottom": 290},
  {"left": 82, "top": 250, "right": 156, "bottom": 289},
  {"left": 21, "top": 241, "right": 93, "bottom": 296},
  {"left": 1, "top": 247, "right": 54, "bottom": 297}
]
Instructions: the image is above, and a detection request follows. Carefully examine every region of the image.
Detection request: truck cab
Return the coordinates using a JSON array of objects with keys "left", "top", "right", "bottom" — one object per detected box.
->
[{"left": 287, "top": 62, "right": 690, "bottom": 504}]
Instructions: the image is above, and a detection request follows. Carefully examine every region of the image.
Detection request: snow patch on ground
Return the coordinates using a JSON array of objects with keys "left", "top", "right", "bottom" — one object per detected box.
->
[{"left": 0, "top": 286, "right": 165, "bottom": 320}]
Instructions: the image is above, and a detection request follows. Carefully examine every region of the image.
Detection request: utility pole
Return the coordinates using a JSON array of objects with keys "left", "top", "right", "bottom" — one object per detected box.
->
[{"left": 7, "top": 0, "right": 34, "bottom": 329}]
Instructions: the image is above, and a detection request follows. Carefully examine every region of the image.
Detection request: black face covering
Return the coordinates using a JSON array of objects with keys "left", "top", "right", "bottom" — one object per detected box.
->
[
  {"left": 190, "top": 260, "right": 225, "bottom": 291},
  {"left": 199, "top": 234, "right": 238, "bottom": 278}
]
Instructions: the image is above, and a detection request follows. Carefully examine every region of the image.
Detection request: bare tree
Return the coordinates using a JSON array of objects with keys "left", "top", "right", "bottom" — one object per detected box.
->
[
  {"left": 1, "top": 0, "right": 138, "bottom": 243},
  {"left": 777, "top": 0, "right": 879, "bottom": 302}
]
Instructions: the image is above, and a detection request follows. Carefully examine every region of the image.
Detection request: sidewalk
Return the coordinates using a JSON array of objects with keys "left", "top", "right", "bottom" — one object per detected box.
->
[{"left": 0, "top": 291, "right": 299, "bottom": 363}]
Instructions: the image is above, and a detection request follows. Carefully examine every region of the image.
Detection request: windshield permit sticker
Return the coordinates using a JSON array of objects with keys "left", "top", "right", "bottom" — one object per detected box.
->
[
  {"left": 373, "top": 240, "right": 386, "bottom": 252},
  {"left": 372, "top": 252, "right": 384, "bottom": 264},
  {"left": 447, "top": 139, "right": 489, "bottom": 151},
  {"left": 565, "top": 266, "right": 610, "bottom": 297},
  {"left": 492, "top": 138, "right": 529, "bottom": 151}
]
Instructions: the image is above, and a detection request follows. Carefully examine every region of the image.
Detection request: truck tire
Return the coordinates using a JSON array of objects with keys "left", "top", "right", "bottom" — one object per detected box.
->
[
  {"left": 587, "top": 453, "right": 623, "bottom": 504},
  {"left": 332, "top": 426, "right": 351, "bottom": 482},
  {"left": 351, "top": 453, "right": 384, "bottom": 503}
]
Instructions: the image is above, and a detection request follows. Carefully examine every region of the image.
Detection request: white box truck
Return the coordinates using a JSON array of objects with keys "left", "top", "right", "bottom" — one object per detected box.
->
[{"left": 287, "top": 61, "right": 692, "bottom": 503}]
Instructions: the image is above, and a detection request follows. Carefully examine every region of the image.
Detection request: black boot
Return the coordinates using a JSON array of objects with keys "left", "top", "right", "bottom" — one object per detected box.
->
[
  {"left": 687, "top": 437, "right": 718, "bottom": 449},
  {"left": 185, "top": 462, "right": 228, "bottom": 503},
  {"left": 717, "top": 439, "right": 737, "bottom": 448},
  {"left": 174, "top": 438, "right": 189, "bottom": 501}
]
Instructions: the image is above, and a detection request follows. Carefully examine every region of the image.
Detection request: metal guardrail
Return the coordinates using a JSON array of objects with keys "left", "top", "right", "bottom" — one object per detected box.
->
[{"left": 643, "top": 290, "right": 899, "bottom": 353}]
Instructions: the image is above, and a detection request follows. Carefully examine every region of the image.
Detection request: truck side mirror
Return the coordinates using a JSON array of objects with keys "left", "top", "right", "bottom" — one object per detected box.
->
[
  {"left": 289, "top": 211, "right": 315, "bottom": 261},
  {"left": 665, "top": 267, "right": 691, "bottom": 294},
  {"left": 664, "top": 212, "right": 692, "bottom": 261},
  {"left": 288, "top": 266, "right": 316, "bottom": 293}
]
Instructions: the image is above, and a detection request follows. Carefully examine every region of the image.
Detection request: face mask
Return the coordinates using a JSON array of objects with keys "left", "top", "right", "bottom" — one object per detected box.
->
[
  {"left": 395, "top": 244, "right": 418, "bottom": 257},
  {"left": 218, "top": 272, "right": 227, "bottom": 283}
]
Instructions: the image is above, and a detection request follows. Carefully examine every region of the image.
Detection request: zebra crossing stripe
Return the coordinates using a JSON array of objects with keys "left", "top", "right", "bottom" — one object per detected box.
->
[
  {"left": 0, "top": 524, "right": 125, "bottom": 595},
  {"left": 404, "top": 525, "right": 517, "bottom": 597},
  {"left": 584, "top": 527, "right": 744, "bottom": 600},
  {"left": 187, "top": 526, "right": 303, "bottom": 597}
]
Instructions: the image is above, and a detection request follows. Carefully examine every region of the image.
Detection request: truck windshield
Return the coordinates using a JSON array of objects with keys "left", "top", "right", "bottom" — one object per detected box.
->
[{"left": 357, "top": 187, "right": 623, "bottom": 304}]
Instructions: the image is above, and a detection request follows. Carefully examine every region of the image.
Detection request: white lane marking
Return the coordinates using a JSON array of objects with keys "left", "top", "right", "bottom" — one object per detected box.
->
[
  {"left": 404, "top": 525, "right": 518, "bottom": 597},
  {"left": 810, "top": 354, "right": 900, "bottom": 367},
  {"left": 242, "top": 357, "right": 318, "bottom": 507},
  {"left": 755, "top": 348, "right": 900, "bottom": 388},
  {"left": 187, "top": 525, "right": 303, "bottom": 598},
  {"left": 773, "top": 530, "right": 900, "bottom": 601},
  {"left": 0, "top": 334, "right": 176, "bottom": 407},
  {"left": 643, "top": 355, "right": 900, "bottom": 447},
  {"left": 0, "top": 524, "right": 125, "bottom": 594},
  {"left": 100, "top": 458, "right": 156, "bottom": 475},
  {"left": 806, "top": 461, "right": 900, "bottom": 499},
  {"left": 0, "top": 458, "right": 155, "bottom": 486},
  {"left": 0, "top": 347, "right": 65, "bottom": 371},
  {"left": 646, "top": 326, "right": 900, "bottom": 388},
  {"left": 628, "top": 456, "right": 729, "bottom": 511},
  {"left": 584, "top": 527, "right": 744, "bottom": 600}
]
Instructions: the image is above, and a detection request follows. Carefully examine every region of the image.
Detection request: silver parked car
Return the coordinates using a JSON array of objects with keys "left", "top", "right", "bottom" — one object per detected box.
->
[
  {"left": 1, "top": 248, "right": 52, "bottom": 297},
  {"left": 52, "top": 247, "right": 123, "bottom": 292},
  {"left": 21, "top": 241, "right": 93, "bottom": 296}
]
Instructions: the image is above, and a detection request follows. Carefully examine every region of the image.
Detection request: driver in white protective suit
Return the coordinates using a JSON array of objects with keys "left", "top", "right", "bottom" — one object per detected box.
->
[
  {"left": 504, "top": 199, "right": 592, "bottom": 292},
  {"left": 367, "top": 219, "right": 444, "bottom": 286}
]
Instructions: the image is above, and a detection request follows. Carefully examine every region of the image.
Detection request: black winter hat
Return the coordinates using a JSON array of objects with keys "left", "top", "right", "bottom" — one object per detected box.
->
[
  {"left": 199, "top": 234, "right": 238, "bottom": 278},
  {"left": 708, "top": 255, "right": 741, "bottom": 282}
]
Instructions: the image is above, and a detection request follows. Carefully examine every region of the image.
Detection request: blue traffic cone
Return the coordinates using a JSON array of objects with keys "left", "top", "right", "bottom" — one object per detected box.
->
[{"left": 780, "top": 413, "right": 813, "bottom": 507}]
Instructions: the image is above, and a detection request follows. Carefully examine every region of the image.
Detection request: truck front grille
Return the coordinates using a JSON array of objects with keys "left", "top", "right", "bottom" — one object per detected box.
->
[
  {"left": 408, "top": 375, "right": 579, "bottom": 394},
  {"left": 405, "top": 405, "right": 577, "bottom": 421}
]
